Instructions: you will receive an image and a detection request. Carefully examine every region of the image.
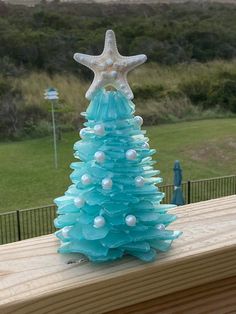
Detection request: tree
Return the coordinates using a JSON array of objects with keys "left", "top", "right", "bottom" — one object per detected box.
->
[{"left": 54, "top": 30, "right": 181, "bottom": 262}]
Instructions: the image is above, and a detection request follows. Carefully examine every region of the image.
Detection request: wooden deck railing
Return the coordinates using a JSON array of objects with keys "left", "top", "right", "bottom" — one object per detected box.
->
[{"left": 0, "top": 195, "right": 236, "bottom": 313}]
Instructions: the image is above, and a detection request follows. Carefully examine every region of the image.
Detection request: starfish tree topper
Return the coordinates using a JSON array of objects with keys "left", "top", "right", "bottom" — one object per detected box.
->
[{"left": 74, "top": 30, "right": 147, "bottom": 100}]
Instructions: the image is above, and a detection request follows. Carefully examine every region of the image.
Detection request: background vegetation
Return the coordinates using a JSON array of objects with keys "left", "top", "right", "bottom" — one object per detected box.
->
[
  {"left": 0, "top": 118, "right": 235, "bottom": 212},
  {"left": 0, "top": 1, "right": 236, "bottom": 139},
  {"left": 0, "top": 1, "right": 235, "bottom": 212}
]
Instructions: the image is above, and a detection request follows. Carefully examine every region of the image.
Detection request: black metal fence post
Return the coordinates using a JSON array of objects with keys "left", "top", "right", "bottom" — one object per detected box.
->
[
  {"left": 16, "top": 210, "right": 21, "bottom": 241},
  {"left": 187, "top": 180, "right": 191, "bottom": 204}
]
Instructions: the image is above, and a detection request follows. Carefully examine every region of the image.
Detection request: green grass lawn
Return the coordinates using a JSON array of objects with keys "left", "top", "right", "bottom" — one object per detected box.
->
[{"left": 0, "top": 118, "right": 235, "bottom": 213}]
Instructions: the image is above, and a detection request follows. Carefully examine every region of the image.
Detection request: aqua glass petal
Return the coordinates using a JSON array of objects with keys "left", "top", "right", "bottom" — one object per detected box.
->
[
  {"left": 101, "top": 231, "right": 132, "bottom": 248},
  {"left": 122, "top": 241, "right": 150, "bottom": 252},
  {"left": 54, "top": 213, "right": 79, "bottom": 228},
  {"left": 57, "top": 203, "right": 80, "bottom": 214},
  {"left": 157, "top": 214, "right": 177, "bottom": 225},
  {"left": 69, "top": 239, "right": 109, "bottom": 257},
  {"left": 103, "top": 203, "right": 128, "bottom": 216},
  {"left": 82, "top": 204, "right": 101, "bottom": 215},
  {"left": 83, "top": 189, "right": 108, "bottom": 205},
  {"left": 55, "top": 229, "right": 71, "bottom": 242},
  {"left": 150, "top": 240, "right": 173, "bottom": 252},
  {"left": 135, "top": 212, "right": 161, "bottom": 223},
  {"left": 77, "top": 212, "right": 94, "bottom": 224},
  {"left": 89, "top": 249, "right": 124, "bottom": 262},
  {"left": 127, "top": 248, "right": 157, "bottom": 262},
  {"left": 70, "top": 161, "right": 84, "bottom": 170},
  {"left": 82, "top": 224, "right": 109, "bottom": 240},
  {"left": 54, "top": 195, "right": 74, "bottom": 207}
]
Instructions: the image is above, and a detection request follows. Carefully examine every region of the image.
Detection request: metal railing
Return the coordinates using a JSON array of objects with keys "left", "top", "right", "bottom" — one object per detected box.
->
[
  {"left": 0, "top": 205, "right": 57, "bottom": 245},
  {"left": 0, "top": 175, "right": 235, "bottom": 245},
  {"left": 160, "top": 175, "right": 236, "bottom": 204}
]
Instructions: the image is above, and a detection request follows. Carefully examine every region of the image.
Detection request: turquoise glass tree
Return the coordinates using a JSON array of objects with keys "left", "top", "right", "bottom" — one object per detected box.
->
[{"left": 54, "top": 30, "right": 181, "bottom": 262}]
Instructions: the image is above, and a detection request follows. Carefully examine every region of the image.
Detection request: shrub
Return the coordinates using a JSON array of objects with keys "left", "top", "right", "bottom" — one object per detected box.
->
[
  {"left": 23, "top": 119, "right": 51, "bottom": 138},
  {"left": 21, "top": 105, "right": 47, "bottom": 124},
  {"left": 132, "top": 84, "right": 164, "bottom": 100},
  {"left": 208, "top": 79, "right": 236, "bottom": 113},
  {"left": 0, "top": 78, "right": 23, "bottom": 139},
  {"left": 178, "top": 78, "right": 211, "bottom": 107},
  {"left": 0, "top": 93, "right": 22, "bottom": 140}
]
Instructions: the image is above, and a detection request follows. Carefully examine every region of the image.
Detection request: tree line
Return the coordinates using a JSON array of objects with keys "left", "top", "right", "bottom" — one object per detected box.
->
[{"left": 0, "top": 1, "right": 236, "bottom": 77}]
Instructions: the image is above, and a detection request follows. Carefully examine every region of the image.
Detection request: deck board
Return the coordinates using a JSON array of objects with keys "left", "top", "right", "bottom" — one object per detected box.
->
[{"left": 0, "top": 195, "right": 236, "bottom": 313}]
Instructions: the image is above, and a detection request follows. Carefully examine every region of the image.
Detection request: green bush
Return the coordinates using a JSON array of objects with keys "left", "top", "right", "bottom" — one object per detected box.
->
[
  {"left": 0, "top": 94, "right": 22, "bottom": 140},
  {"left": 23, "top": 119, "right": 52, "bottom": 138},
  {"left": 0, "top": 78, "right": 23, "bottom": 139},
  {"left": 208, "top": 79, "right": 236, "bottom": 113},
  {"left": 178, "top": 72, "right": 236, "bottom": 113},
  {"left": 178, "top": 79, "right": 211, "bottom": 107},
  {"left": 0, "top": 79, "right": 11, "bottom": 96},
  {"left": 132, "top": 84, "right": 164, "bottom": 100}
]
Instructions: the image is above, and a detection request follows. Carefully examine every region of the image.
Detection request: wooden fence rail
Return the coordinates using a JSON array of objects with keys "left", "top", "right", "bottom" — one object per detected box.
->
[{"left": 0, "top": 195, "right": 236, "bottom": 313}]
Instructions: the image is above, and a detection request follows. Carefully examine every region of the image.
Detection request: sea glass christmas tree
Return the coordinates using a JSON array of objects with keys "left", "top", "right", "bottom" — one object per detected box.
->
[{"left": 54, "top": 30, "right": 181, "bottom": 262}]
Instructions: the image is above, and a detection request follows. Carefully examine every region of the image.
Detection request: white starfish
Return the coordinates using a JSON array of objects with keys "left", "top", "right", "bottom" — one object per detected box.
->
[{"left": 74, "top": 29, "right": 147, "bottom": 100}]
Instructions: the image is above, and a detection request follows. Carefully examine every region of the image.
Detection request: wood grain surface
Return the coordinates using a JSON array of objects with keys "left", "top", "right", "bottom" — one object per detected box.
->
[
  {"left": 108, "top": 276, "right": 236, "bottom": 314},
  {"left": 0, "top": 195, "right": 236, "bottom": 314}
]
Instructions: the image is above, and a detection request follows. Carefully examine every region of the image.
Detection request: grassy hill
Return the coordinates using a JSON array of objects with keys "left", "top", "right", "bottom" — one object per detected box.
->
[{"left": 0, "top": 118, "right": 235, "bottom": 213}]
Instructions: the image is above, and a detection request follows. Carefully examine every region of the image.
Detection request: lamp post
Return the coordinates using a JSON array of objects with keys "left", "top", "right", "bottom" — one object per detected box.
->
[{"left": 44, "top": 88, "right": 59, "bottom": 169}]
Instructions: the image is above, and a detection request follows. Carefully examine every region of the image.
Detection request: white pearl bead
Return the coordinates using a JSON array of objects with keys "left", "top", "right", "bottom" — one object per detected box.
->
[
  {"left": 106, "top": 58, "right": 113, "bottom": 66},
  {"left": 79, "top": 128, "right": 86, "bottom": 139},
  {"left": 142, "top": 142, "right": 149, "bottom": 149},
  {"left": 134, "top": 116, "right": 143, "bottom": 126},
  {"left": 61, "top": 226, "right": 71, "bottom": 239},
  {"left": 135, "top": 176, "right": 145, "bottom": 187},
  {"left": 74, "top": 197, "right": 85, "bottom": 208},
  {"left": 156, "top": 224, "right": 165, "bottom": 231},
  {"left": 81, "top": 174, "right": 92, "bottom": 185},
  {"left": 94, "top": 124, "right": 105, "bottom": 136},
  {"left": 93, "top": 216, "right": 106, "bottom": 228},
  {"left": 102, "top": 178, "right": 113, "bottom": 190},
  {"left": 110, "top": 71, "right": 118, "bottom": 78},
  {"left": 94, "top": 151, "right": 105, "bottom": 163},
  {"left": 126, "top": 149, "right": 137, "bottom": 160},
  {"left": 125, "top": 215, "right": 137, "bottom": 227}
]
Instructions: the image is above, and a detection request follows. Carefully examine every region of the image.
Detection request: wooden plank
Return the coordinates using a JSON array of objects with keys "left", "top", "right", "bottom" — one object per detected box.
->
[
  {"left": 109, "top": 276, "right": 236, "bottom": 314},
  {"left": 0, "top": 195, "right": 236, "bottom": 314}
]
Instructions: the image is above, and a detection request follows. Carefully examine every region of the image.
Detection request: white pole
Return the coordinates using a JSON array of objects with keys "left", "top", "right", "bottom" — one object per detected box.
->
[{"left": 51, "top": 101, "right": 58, "bottom": 169}]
